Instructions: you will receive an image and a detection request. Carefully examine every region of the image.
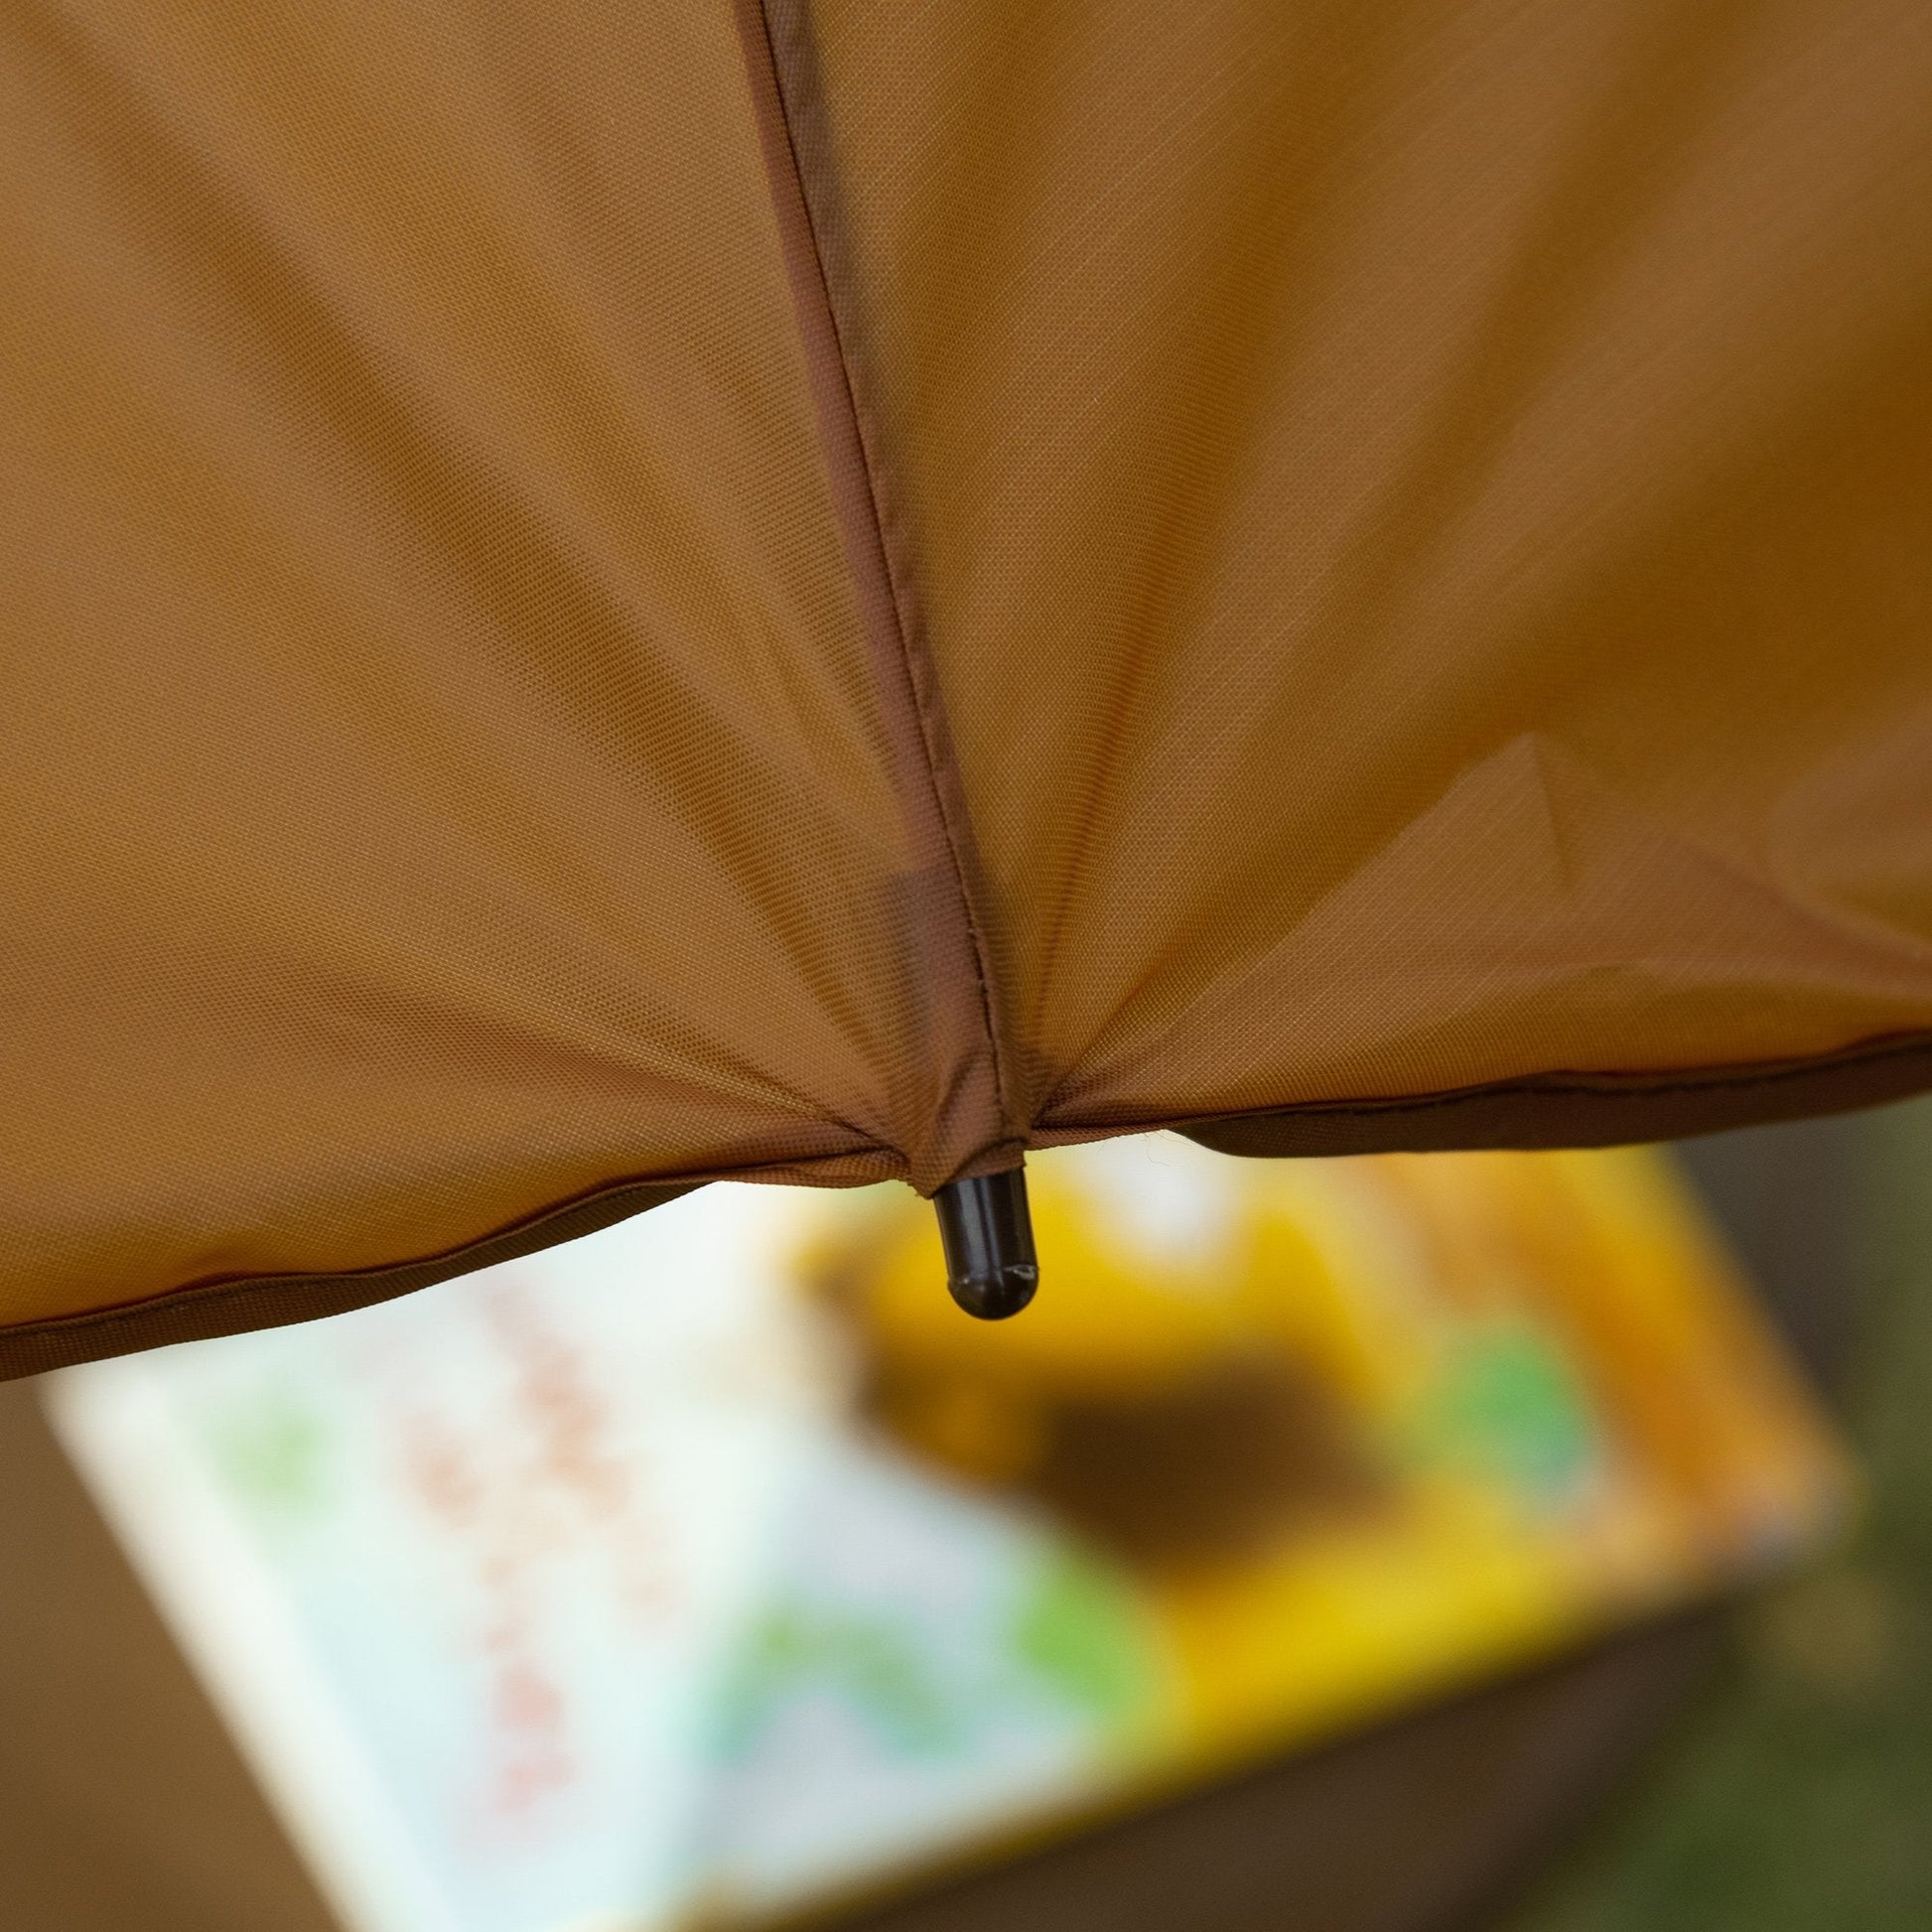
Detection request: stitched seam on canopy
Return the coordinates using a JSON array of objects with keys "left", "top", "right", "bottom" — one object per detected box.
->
[
  {"left": 1084, "top": 1024, "right": 1932, "bottom": 1126},
  {"left": 16, "top": 1028, "right": 1931, "bottom": 1379},
  {"left": 0, "top": 1180, "right": 690, "bottom": 1379},
  {"left": 1116, "top": 1025, "right": 1932, "bottom": 1148},
  {"left": 0, "top": 1128, "right": 904, "bottom": 1379},
  {"left": 732, "top": 0, "right": 1017, "bottom": 1174}
]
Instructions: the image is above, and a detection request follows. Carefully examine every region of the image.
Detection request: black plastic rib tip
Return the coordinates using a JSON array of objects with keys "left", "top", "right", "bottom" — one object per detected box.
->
[{"left": 934, "top": 1169, "right": 1038, "bottom": 1320}]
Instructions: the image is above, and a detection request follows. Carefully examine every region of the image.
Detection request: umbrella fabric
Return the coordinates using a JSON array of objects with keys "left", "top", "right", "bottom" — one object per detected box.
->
[{"left": 3, "top": 0, "right": 1930, "bottom": 1373}]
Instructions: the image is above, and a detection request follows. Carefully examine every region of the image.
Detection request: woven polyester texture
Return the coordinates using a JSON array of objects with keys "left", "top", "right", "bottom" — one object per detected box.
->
[
  {"left": 781, "top": 0, "right": 1932, "bottom": 1135},
  {"left": 2, "top": 0, "right": 1931, "bottom": 1362}
]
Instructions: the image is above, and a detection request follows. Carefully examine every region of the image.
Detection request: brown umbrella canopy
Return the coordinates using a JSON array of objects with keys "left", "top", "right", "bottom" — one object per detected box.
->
[{"left": 3, "top": 0, "right": 1930, "bottom": 1370}]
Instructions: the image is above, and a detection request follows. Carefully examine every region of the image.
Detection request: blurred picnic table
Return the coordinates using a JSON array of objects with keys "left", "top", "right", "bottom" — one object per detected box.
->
[{"left": 0, "top": 1111, "right": 1890, "bottom": 1932}]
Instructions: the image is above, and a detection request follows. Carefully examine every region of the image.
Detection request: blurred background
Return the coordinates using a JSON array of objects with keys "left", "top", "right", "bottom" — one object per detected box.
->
[
  {"left": 1503, "top": 1099, "right": 1932, "bottom": 1932},
  {"left": 0, "top": 1099, "right": 1927, "bottom": 1932}
]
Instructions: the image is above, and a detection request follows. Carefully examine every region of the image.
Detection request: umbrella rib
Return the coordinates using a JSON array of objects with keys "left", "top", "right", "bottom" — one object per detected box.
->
[{"left": 732, "top": 0, "right": 1020, "bottom": 1186}]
